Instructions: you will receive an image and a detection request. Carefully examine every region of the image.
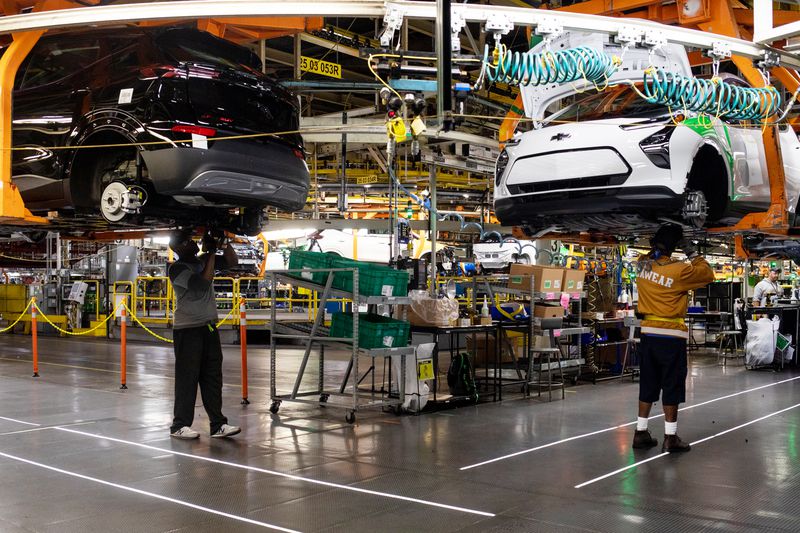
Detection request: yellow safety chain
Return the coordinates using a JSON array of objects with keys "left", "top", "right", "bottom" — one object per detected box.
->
[
  {"left": 33, "top": 302, "right": 121, "bottom": 336},
  {"left": 123, "top": 303, "right": 174, "bottom": 344},
  {"left": 0, "top": 298, "right": 34, "bottom": 333},
  {"left": 215, "top": 304, "right": 238, "bottom": 327}
]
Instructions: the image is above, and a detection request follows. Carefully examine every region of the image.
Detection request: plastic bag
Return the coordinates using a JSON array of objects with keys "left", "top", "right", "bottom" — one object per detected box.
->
[
  {"left": 408, "top": 290, "right": 459, "bottom": 326},
  {"left": 745, "top": 316, "right": 779, "bottom": 366},
  {"left": 391, "top": 343, "right": 433, "bottom": 412}
]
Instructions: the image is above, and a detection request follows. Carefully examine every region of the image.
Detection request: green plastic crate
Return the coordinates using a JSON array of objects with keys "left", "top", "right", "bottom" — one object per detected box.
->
[
  {"left": 329, "top": 312, "right": 410, "bottom": 349},
  {"left": 286, "top": 250, "right": 335, "bottom": 285},
  {"left": 329, "top": 256, "right": 409, "bottom": 297}
]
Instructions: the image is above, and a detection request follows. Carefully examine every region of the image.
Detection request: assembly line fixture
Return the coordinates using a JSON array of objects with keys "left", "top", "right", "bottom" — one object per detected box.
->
[{"left": 267, "top": 267, "right": 414, "bottom": 424}]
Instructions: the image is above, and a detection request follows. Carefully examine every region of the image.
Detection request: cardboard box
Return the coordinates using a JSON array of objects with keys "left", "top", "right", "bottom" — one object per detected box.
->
[
  {"left": 562, "top": 269, "right": 586, "bottom": 294},
  {"left": 533, "top": 304, "right": 565, "bottom": 319},
  {"left": 508, "top": 264, "right": 563, "bottom": 294},
  {"left": 467, "top": 333, "right": 515, "bottom": 366}
]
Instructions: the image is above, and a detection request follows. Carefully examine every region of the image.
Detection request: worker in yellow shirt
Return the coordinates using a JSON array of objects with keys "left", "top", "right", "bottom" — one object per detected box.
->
[{"left": 633, "top": 224, "right": 714, "bottom": 453}]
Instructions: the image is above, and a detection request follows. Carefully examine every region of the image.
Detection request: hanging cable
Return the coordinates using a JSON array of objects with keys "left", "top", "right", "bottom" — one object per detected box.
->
[
  {"left": 482, "top": 43, "right": 619, "bottom": 88},
  {"left": 639, "top": 69, "right": 782, "bottom": 122}
]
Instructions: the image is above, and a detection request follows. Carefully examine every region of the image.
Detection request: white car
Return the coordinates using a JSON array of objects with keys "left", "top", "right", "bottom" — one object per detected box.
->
[
  {"left": 473, "top": 239, "right": 538, "bottom": 271},
  {"left": 494, "top": 83, "right": 800, "bottom": 235},
  {"left": 309, "top": 228, "right": 448, "bottom": 265}
]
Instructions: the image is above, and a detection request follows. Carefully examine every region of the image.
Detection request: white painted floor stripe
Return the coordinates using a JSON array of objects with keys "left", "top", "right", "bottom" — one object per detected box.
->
[
  {"left": 54, "top": 426, "right": 495, "bottom": 517},
  {"left": 0, "top": 415, "right": 40, "bottom": 427},
  {"left": 0, "top": 421, "right": 94, "bottom": 437},
  {"left": 0, "top": 451, "right": 301, "bottom": 532},
  {"left": 574, "top": 401, "right": 800, "bottom": 489},
  {"left": 460, "top": 375, "right": 800, "bottom": 471}
]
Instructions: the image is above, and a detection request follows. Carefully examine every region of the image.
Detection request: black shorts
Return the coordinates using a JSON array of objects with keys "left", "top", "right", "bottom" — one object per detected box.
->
[{"left": 639, "top": 334, "right": 688, "bottom": 405}]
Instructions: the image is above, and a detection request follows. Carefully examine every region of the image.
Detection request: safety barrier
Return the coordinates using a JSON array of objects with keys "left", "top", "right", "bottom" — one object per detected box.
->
[{"left": 0, "top": 295, "right": 252, "bottom": 395}]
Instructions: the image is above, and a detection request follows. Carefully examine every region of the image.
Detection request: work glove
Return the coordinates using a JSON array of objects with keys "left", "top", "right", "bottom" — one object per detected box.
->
[
  {"left": 202, "top": 231, "right": 218, "bottom": 254},
  {"left": 680, "top": 239, "right": 699, "bottom": 259}
]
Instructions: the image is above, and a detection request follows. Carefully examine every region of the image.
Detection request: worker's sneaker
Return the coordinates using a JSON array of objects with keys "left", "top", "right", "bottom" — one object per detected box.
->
[
  {"left": 662, "top": 434, "right": 691, "bottom": 453},
  {"left": 632, "top": 429, "right": 658, "bottom": 449},
  {"left": 211, "top": 424, "right": 241, "bottom": 438},
  {"left": 170, "top": 426, "right": 200, "bottom": 440}
]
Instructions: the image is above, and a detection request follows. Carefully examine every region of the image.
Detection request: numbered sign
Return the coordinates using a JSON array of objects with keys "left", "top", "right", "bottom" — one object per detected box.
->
[{"left": 300, "top": 56, "right": 342, "bottom": 79}]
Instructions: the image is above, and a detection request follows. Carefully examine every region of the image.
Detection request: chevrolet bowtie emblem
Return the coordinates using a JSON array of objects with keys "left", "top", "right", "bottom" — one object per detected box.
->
[{"left": 551, "top": 133, "right": 571, "bottom": 141}]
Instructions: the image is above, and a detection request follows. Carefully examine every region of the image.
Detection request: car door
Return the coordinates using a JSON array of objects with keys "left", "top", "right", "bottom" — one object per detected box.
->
[{"left": 11, "top": 34, "right": 101, "bottom": 209}]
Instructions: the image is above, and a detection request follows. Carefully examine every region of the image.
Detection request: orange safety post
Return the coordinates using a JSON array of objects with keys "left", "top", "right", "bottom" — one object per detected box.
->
[
  {"left": 120, "top": 305, "right": 128, "bottom": 390},
  {"left": 239, "top": 298, "right": 249, "bottom": 404},
  {"left": 31, "top": 297, "right": 39, "bottom": 377}
]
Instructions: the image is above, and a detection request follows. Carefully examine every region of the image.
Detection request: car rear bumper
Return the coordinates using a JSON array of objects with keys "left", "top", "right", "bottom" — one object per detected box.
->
[
  {"left": 141, "top": 139, "right": 310, "bottom": 212},
  {"left": 495, "top": 186, "right": 684, "bottom": 226}
]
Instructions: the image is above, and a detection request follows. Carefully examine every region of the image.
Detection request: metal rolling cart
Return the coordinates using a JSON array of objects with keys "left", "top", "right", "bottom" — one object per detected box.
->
[
  {"left": 470, "top": 275, "right": 589, "bottom": 392},
  {"left": 267, "top": 267, "right": 414, "bottom": 424}
]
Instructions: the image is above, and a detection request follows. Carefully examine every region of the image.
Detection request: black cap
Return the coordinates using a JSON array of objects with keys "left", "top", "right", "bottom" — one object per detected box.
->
[
  {"left": 651, "top": 223, "right": 683, "bottom": 254},
  {"left": 770, "top": 267, "right": 781, "bottom": 273},
  {"left": 168, "top": 229, "right": 193, "bottom": 250}
]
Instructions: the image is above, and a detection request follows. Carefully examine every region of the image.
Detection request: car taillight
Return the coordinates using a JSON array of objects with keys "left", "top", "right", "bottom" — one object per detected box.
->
[
  {"left": 292, "top": 148, "right": 305, "bottom": 159},
  {"left": 639, "top": 127, "right": 675, "bottom": 169},
  {"left": 495, "top": 149, "right": 509, "bottom": 186},
  {"left": 172, "top": 125, "right": 217, "bottom": 137}
]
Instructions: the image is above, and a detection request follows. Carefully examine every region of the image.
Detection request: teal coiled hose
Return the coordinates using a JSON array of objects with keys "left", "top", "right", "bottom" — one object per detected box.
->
[
  {"left": 483, "top": 44, "right": 619, "bottom": 87},
  {"left": 640, "top": 69, "right": 782, "bottom": 121}
]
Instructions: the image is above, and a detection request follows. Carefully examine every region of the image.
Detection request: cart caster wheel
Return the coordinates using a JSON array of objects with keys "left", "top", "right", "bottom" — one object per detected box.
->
[
  {"left": 319, "top": 393, "right": 330, "bottom": 404},
  {"left": 269, "top": 401, "right": 281, "bottom": 414},
  {"left": 345, "top": 411, "right": 356, "bottom": 424}
]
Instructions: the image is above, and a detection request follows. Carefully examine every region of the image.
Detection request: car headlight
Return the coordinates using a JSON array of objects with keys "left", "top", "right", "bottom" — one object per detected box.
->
[
  {"left": 638, "top": 127, "right": 675, "bottom": 169},
  {"left": 495, "top": 149, "right": 509, "bottom": 186}
]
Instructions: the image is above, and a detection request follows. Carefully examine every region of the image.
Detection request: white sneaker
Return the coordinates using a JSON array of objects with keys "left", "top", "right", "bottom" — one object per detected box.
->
[
  {"left": 211, "top": 424, "right": 241, "bottom": 438},
  {"left": 170, "top": 426, "right": 200, "bottom": 440}
]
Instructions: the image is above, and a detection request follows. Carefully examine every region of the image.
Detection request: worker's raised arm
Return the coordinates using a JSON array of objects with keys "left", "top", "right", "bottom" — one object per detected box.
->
[{"left": 679, "top": 256, "right": 715, "bottom": 290}]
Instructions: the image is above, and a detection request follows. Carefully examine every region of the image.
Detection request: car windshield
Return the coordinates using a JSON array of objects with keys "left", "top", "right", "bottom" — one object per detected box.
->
[
  {"left": 156, "top": 29, "right": 262, "bottom": 72},
  {"left": 543, "top": 86, "right": 668, "bottom": 124}
]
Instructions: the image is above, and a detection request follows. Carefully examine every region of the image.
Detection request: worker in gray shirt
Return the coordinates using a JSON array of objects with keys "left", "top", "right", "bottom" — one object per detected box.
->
[
  {"left": 752, "top": 268, "right": 782, "bottom": 306},
  {"left": 168, "top": 229, "right": 241, "bottom": 440}
]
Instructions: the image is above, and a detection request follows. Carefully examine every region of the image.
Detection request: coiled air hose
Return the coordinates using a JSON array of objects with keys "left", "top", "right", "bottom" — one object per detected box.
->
[
  {"left": 482, "top": 43, "right": 619, "bottom": 87},
  {"left": 640, "top": 69, "right": 782, "bottom": 121}
]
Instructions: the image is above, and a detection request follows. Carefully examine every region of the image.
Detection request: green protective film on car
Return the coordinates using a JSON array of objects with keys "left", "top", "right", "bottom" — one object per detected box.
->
[{"left": 682, "top": 117, "right": 737, "bottom": 200}]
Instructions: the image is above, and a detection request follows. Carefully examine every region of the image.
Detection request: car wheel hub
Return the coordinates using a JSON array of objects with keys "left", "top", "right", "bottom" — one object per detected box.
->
[
  {"left": 682, "top": 190, "right": 708, "bottom": 228},
  {"left": 100, "top": 181, "right": 143, "bottom": 222}
]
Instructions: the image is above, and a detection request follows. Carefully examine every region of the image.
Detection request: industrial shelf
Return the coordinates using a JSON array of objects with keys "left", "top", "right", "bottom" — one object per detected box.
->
[
  {"left": 268, "top": 267, "right": 411, "bottom": 423},
  {"left": 273, "top": 271, "right": 413, "bottom": 305}
]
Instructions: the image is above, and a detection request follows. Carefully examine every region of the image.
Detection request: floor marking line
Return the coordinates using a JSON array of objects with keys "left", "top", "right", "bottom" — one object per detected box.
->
[
  {"left": 0, "top": 415, "right": 40, "bottom": 427},
  {"left": 460, "top": 375, "right": 800, "bottom": 470},
  {"left": 54, "top": 426, "right": 495, "bottom": 517},
  {"left": 574, "top": 453, "right": 670, "bottom": 489},
  {"left": 0, "top": 421, "right": 94, "bottom": 437},
  {"left": 574, "top": 401, "right": 800, "bottom": 489},
  {"left": 0, "top": 451, "right": 300, "bottom": 532}
]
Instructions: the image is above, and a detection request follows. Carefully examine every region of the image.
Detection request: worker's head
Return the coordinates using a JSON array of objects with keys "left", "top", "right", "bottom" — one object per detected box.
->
[
  {"left": 650, "top": 223, "right": 683, "bottom": 257},
  {"left": 168, "top": 229, "right": 198, "bottom": 258},
  {"left": 769, "top": 267, "right": 781, "bottom": 282}
]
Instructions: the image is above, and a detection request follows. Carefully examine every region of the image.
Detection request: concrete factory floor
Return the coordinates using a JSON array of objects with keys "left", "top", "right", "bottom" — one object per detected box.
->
[{"left": 0, "top": 334, "right": 798, "bottom": 532}]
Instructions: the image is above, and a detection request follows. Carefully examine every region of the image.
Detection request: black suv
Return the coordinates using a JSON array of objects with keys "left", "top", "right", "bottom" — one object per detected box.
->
[{"left": 10, "top": 26, "right": 309, "bottom": 235}]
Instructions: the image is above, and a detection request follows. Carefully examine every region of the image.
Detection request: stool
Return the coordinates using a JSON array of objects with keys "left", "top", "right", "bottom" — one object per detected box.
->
[
  {"left": 717, "top": 330, "right": 743, "bottom": 365},
  {"left": 620, "top": 317, "right": 641, "bottom": 381},
  {"left": 525, "top": 347, "right": 565, "bottom": 401}
]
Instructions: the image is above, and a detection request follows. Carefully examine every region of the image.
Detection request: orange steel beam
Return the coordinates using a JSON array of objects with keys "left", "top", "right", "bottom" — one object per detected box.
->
[
  {"left": 556, "top": 0, "right": 663, "bottom": 15},
  {"left": 701, "top": 1, "right": 790, "bottom": 235},
  {"left": 0, "top": 0, "right": 77, "bottom": 226},
  {"left": 734, "top": 8, "right": 800, "bottom": 28}
]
